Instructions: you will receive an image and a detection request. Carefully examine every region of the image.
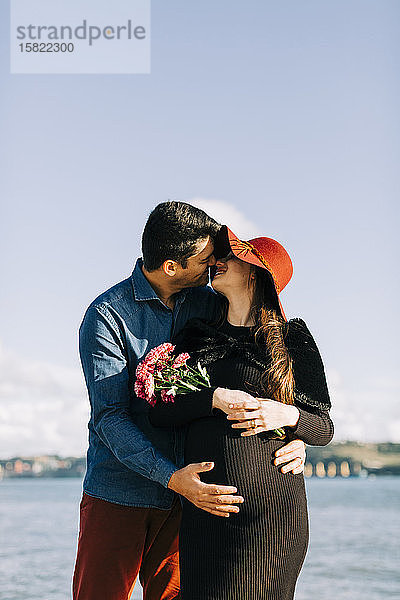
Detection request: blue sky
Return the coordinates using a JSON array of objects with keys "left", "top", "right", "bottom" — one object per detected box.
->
[{"left": 0, "top": 1, "right": 399, "bottom": 455}]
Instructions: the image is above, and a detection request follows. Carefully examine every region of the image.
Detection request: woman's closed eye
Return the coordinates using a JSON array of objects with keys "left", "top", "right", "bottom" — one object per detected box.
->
[{"left": 220, "top": 252, "right": 235, "bottom": 262}]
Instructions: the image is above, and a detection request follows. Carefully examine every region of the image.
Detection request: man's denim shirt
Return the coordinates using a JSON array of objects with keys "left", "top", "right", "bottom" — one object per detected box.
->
[{"left": 79, "top": 258, "right": 220, "bottom": 508}]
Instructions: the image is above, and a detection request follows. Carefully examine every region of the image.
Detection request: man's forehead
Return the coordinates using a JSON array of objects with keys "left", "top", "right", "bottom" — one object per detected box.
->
[{"left": 191, "top": 237, "right": 214, "bottom": 258}]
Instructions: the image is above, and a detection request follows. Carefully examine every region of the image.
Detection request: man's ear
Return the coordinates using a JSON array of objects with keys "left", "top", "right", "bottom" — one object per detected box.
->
[{"left": 162, "top": 260, "right": 178, "bottom": 277}]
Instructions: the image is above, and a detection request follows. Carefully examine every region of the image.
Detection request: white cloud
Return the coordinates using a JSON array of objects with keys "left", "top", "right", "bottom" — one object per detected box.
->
[
  {"left": 190, "top": 197, "right": 262, "bottom": 239},
  {"left": 0, "top": 341, "right": 88, "bottom": 458},
  {"left": 326, "top": 368, "right": 400, "bottom": 443}
]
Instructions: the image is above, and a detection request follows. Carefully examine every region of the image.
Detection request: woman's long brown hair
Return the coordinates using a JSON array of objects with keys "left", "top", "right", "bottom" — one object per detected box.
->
[
  {"left": 249, "top": 266, "right": 295, "bottom": 404},
  {"left": 212, "top": 262, "right": 295, "bottom": 404}
]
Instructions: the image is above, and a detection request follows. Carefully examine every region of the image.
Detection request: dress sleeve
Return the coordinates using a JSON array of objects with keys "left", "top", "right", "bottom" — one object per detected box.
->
[
  {"left": 148, "top": 387, "right": 217, "bottom": 428},
  {"left": 284, "top": 318, "right": 334, "bottom": 446},
  {"left": 285, "top": 318, "right": 331, "bottom": 412},
  {"left": 287, "top": 407, "right": 334, "bottom": 446}
]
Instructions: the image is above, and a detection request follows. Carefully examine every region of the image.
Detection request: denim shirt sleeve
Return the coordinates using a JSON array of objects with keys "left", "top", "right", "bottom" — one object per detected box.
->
[{"left": 79, "top": 305, "right": 178, "bottom": 488}]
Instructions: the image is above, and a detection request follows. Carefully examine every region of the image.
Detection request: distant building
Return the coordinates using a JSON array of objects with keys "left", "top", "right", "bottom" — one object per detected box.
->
[{"left": 0, "top": 443, "right": 399, "bottom": 479}]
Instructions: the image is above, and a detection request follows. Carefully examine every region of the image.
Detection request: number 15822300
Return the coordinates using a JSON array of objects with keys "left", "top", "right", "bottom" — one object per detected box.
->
[{"left": 19, "top": 42, "right": 74, "bottom": 52}]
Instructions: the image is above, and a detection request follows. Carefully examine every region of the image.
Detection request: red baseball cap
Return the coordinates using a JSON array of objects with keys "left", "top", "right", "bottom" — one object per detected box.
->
[{"left": 213, "top": 225, "right": 293, "bottom": 321}]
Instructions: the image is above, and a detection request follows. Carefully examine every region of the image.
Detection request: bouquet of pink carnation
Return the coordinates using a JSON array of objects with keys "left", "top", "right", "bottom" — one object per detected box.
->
[{"left": 134, "top": 342, "right": 211, "bottom": 406}]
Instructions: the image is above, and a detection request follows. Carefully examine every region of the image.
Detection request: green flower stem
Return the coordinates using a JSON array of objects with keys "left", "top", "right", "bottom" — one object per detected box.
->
[
  {"left": 180, "top": 369, "right": 210, "bottom": 388},
  {"left": 274, "top": 428, "right": 285, "bottom": 437},
  {"left": 185, "top": 363, "right": 209, "bottom": 378},
  {"left": 152, "top": 360, "right": 211, "bottom": 397}
]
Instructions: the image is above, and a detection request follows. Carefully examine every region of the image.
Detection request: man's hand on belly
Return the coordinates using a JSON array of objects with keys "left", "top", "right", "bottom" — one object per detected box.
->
[{"left": 167, "top": 462, "right": 244, "bottom": 517}]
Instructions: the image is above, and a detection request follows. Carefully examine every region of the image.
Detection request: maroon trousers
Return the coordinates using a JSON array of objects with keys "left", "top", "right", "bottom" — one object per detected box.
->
[{"left": 72, "top": 493, "right": 181, "bottom": 600}]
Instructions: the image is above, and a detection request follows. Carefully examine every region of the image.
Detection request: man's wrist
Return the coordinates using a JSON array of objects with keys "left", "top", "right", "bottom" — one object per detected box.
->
[
  {"left": 167, "top": 468, "right": 181, "bottom": 491},
  {"left": 151, "top": 459, "right": 179, "bottom": 489}
]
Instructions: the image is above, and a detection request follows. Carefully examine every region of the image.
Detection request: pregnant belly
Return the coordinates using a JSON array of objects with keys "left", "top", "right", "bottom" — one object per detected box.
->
[
  {"left": 184, "top": 415, "right": 307, "bottom": 524},
  {"left": 185, "top": 416, "right": 303, "bottom": 487}
]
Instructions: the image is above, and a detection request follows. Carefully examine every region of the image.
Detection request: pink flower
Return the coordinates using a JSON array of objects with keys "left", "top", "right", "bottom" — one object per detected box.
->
[
  {"left": 161, "top": 388, "right": 176, "bottom": 403},
  {"left": 135, "top": 361, "right": 153, "bottom": 384},
  {"left": 147, "top": 395, "right": 157, "bottom": 407},
  {"left": 144, "top": 374, "right": 155, "bottom": 401},
  {"left": 134, "top": 379, "right": 146, "bottom": 400},
  {"left": 135, "top": 343, "right": 176, "bottom": 404},
  {"left": 144, "top": 343, "right": 174, "bottom": 367},
  {"left": 135, "top": 342, "right": 209, "bottom": 407},
  {"left": 172, "top": 353, "right": 190, "bottom": 368}
]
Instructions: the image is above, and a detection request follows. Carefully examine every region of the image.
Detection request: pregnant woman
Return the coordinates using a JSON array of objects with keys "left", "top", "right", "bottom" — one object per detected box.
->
[{"left": 149, "top": 226, "right": 334, "bottom": 600}]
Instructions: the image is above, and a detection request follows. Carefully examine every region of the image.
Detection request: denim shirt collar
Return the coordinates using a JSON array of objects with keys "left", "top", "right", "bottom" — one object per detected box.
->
[{"left": 131, "top": 258, "right": 188, "bottom": 306}]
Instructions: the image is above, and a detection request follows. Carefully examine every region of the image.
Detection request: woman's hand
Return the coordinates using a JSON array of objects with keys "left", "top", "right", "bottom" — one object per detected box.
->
[
  {"left": 227, "top": 398, "right": 300, "bottom": 437},
  {"left": 274, "top": 440, "right": 306, "bottom": 474},
  {"left": 212, "top": 388, "right": 260, "bottom": 414}
]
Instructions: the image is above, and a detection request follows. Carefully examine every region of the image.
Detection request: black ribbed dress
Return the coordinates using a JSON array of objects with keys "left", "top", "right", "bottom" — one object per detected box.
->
[{"left": 149, "top": 318, "right": 333, "bottom": 600}]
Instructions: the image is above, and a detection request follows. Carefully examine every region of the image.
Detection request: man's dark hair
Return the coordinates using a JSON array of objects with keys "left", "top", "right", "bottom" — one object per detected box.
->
[{"left": 142, "top": 201, "right": 220, "bottom": 271}]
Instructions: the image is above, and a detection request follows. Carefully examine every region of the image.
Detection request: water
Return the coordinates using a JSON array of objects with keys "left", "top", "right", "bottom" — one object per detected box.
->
[{"left": 0, "top": 477, "right": 399, "bottom": 600}]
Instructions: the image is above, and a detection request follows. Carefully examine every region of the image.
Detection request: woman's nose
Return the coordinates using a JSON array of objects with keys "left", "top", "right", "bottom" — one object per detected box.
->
[{"left": 215, "top": 257, "right": 225, "bottom": 267}]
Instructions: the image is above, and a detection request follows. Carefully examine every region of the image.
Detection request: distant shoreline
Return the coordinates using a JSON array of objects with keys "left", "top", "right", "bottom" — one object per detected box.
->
[{"left": 1, "top": 442, "right": 400, "bottom": 479}]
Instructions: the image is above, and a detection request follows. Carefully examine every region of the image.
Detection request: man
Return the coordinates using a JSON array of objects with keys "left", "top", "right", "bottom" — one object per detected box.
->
[{"left": 73, "top": 201, "right": 306, "bottom": 600}]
